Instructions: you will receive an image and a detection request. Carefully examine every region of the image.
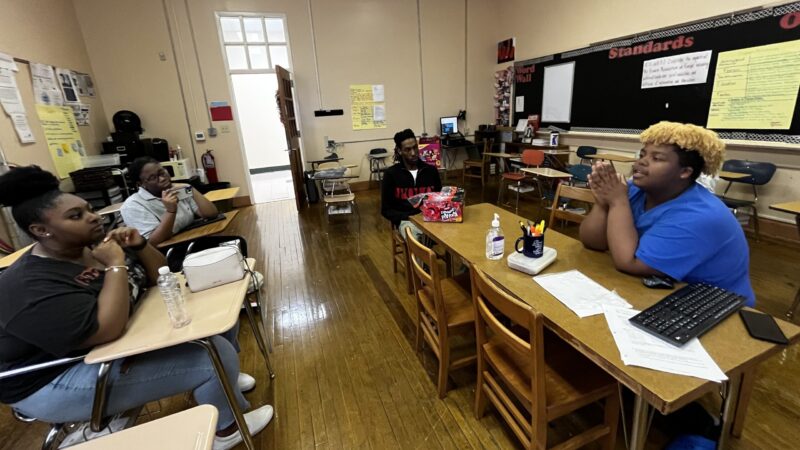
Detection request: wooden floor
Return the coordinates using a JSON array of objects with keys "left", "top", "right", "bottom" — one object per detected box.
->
[{"left": 2, "top": 179, "right": 799, "bottom": 450}]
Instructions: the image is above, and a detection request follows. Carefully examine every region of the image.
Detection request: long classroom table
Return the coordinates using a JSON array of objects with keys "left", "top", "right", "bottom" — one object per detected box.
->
[{"left": 412, "top": 203, "right": 800, "bottom": 449}]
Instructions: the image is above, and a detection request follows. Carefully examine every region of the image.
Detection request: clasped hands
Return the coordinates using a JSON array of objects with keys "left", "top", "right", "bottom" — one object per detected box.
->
[
  {"left": 91, "top": 227, "right": 147, "bottom": 267},
  {"left": 587, "top": 162, "right": 628, "bottom": 208}
]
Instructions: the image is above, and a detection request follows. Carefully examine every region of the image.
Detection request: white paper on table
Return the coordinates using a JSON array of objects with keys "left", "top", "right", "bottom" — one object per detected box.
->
[
  {"left": 0, "top": 52, "right": 17, "bottom": 71},
  {"left": 602, "top": 305, "right": 727, "bottom": 382},
  {"left": 0, "top": 68, "right": 25, "bottom": 114},
  {"left": 515, "top": 118, "right": 527, "bottom": 132},
  {"left": 371, "top": 84, "right": 384, "bottom": 102},
  {"left": 533, "top": 270, "right": 631, "bottom": 317},
  {"left": 11, "top": 113, "right": 35, "bottom": 143}
]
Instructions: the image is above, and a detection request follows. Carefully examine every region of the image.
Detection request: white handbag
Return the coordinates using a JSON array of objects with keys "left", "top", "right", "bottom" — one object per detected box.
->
[{"left": 182, "top": 246, "right": 245, "bottom": 292}]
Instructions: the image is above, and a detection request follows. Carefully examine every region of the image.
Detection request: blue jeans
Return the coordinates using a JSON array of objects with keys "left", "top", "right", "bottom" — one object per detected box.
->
[{"left": 11, "top": 326, "right": 249, "bottom": 431}]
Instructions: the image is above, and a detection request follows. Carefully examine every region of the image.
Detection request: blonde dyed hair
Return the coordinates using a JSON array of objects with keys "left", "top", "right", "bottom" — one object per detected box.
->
[{"left": 640, "top": 121, "right": 725, "bottom": 176}]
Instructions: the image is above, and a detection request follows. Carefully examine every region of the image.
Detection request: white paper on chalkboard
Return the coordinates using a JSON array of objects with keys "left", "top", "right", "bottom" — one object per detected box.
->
[{"left": 541, "top": 62, "right": 575, "bottom": 123}]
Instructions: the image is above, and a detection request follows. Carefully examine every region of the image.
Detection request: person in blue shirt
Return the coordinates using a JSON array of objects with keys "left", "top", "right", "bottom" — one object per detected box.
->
[{"left": 579, "top": 121, "right": 755, "bottom": 306}]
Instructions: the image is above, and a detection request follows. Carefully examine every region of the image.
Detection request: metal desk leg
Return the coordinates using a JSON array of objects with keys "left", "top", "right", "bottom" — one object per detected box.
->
[
  {"left": 193, "top": 337, "right": 255, "bottom": 450},
  {"left": 731, "top": 368, "right": 756, "bottom": 438},
  {"left": 630, "top": 395, "right": 651, "bottom": 450},
  {"left": 244, "top": 296, "right": 276, "bottom": 379},
  {"left": 90, "top": 362, "right": 112, "bottom": 432},
  {"left": 718, "top": 374, "right": 743, "bottom": 449}
]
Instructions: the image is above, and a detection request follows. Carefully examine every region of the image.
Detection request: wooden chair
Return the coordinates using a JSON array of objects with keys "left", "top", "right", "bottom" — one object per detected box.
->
[
  {"left": 497, "top": 149, "right": 545, "bottom": 214},
  {"left": 391, "top": 224, "right": 413, "bottom": 295},
  {"left": 548, "top": 184, "right": 595, "bottom": 230},
  {"left": 462, "top": 139, "right": 494, "bottom": 186},
  {"left": 470, "top": 266, "right": 619, "bottom": 449},
  {"left": 406, "top": 227, "right": 476, "bottom": 398}
]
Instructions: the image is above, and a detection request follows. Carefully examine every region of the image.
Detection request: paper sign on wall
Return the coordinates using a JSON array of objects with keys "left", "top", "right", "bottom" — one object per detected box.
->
[
  {"left": 0, "top": 68, "right": 35, "bottom": 143},
  {"left": 641, "top": 50, "right": 712, "bottom": 89},
  {"left": 350, "top": 84, "right": 386, "bottom": 130},
  {"left": 36, "top": 105, "right": 86, "bottom": 178},
  {"left": 707, "top": 39, "right": 800, "bottom": 130}
]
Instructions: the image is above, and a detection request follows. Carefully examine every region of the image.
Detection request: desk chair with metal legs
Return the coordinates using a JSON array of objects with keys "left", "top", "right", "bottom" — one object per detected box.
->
[
  {"left": 0, "top": 355, "right": 121, "bottom": 450},
  {"left": 576, "top": 146, "right": 598, "bottom": 165},
  {"left": 718, "top": 160, "right": 776, "bottom": 240},
  {"left": 497, "top": 150, "right": 545, "bottom": 214}
]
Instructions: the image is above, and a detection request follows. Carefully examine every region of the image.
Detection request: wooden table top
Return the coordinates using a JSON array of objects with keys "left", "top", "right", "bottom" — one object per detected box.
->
[
  {"left": 483, "top": 152, "right": 521, "bottom": 158},
  {"left": 520, "top": 167, "right": 573, "bottom": 178},
  {"left": 412, "top": 204, "right": 800, "bottom": 414},
  {"left": 0, "top": 244, "right": 33, "bottom": 269},
  {"left": 157, "top": 210, "right": 240, "bottom": 248},
  {"left": 71, "top": 405, "right": 217, "bottom": 450},
  {"left": 718, "top": 171, "right": 751, "bottom": 180},
  {"left": 585, "top": 153, "right": 637, "bottom": 163},
  {"left": 770, "top": 201, "right": 800, "bottom": 216},
  {"left": 203, "top": 187, "right": 240, "bottom": 202},
  {"left": 86, "top": 261, "right": 253, "bottom": 364},
  {"left": 506, "top": 142, "right": 571, "bottom": 151}
]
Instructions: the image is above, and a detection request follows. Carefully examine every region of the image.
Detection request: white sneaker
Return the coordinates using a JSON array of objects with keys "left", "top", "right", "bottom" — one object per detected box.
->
[
  {"left": 212, "top": 405, "right": 274, "bottom": 450},
  {"left": 237, "top": 373, "right": 256, "bottom": 392}
]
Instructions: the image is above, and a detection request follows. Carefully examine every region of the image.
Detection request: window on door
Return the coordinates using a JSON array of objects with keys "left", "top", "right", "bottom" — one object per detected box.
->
[{"left": 218, "top": 14, "right": 292, "bottom": 174}]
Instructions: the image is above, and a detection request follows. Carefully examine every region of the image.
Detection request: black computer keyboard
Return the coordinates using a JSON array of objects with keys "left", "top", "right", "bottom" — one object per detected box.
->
[{"left": 629, "top": 283, "right": 746, "bottom": 347}]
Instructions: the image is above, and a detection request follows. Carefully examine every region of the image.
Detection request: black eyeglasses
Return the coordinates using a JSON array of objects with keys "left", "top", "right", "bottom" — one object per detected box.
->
[{"left": 143, "top": 168, "right": 170, "bottom": 183}]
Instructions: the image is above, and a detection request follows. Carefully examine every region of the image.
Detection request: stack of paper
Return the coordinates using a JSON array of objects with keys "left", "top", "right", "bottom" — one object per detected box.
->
[
  {"left": 603, "top": 305, "right": 727, "bottom": 382},
  {"left": 533, "top": 270, "right": 631, "bottom": 317}
]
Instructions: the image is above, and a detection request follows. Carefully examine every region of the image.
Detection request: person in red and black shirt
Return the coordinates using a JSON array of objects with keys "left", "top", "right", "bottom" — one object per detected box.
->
[{"left": 381, "top": 129, "right": 442, "bottom": 241}]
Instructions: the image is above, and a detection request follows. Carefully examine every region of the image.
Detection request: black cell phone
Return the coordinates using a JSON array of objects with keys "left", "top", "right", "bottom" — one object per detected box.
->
[{"left": 739, "top": 310, "right": 789, "bottom": 345}]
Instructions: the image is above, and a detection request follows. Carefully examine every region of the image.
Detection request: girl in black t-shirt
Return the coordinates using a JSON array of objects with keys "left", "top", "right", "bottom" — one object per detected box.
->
[{"left": 0, "top": 166, "right": 272, "bottom": 449}]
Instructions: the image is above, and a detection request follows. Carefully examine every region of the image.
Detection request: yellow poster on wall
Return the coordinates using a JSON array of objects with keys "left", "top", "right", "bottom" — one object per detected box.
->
[
  {"left": 707, "top": 39, "right": 800, "bottom": 130},
  {"left": 350, "top": 84, "right": 386, "bottom": 130},
  {"left": 35, "top": 105, "right": 85, "bottom": 178}
]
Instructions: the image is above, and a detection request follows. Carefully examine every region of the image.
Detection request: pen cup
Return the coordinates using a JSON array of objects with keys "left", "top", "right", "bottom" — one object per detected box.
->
[{"left": 515, "top": 234, "right": 544, "bottom": 258}]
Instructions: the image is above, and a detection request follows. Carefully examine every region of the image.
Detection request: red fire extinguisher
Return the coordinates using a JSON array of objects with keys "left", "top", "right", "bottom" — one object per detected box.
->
[{"left": 201, "top": 149, "right": 218, "bottom": 184}]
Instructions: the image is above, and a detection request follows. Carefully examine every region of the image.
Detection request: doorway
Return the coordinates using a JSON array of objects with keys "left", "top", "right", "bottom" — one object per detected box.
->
[{"left": 217, "top": 13, "right": 296, "bottom": 204}]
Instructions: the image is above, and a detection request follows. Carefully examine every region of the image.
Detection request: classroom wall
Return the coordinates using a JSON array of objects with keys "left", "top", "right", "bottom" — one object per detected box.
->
[
  {"left": 0, "top": 0, "right": 109, "bottom": 175},
  {"left": 72, "top": 0, "right": 501, "bottom": 199},
  {"left": 499, "top": 0, "right": 800, "bottom": 231}
]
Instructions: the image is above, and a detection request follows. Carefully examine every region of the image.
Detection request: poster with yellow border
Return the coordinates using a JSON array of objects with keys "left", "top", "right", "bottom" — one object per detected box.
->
[
  {"left": 707, "top": 39, "right": 800, "bottom": 130},
  {"left": 350, "top": 84, "right": 386, "bottom": 130},
  {"left": 36, "top": 105, "right": 85, "bottom": 178}
]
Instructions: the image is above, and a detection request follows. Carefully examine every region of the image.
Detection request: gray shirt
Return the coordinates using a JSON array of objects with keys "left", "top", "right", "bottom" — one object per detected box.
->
[{"left": 120, "top": 187, "right": 199, "bottom": 238}]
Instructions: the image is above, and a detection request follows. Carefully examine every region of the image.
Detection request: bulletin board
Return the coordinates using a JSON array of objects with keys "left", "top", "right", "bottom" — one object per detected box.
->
[{"left": 513, "top": 2, "right": 800, "bottom": 144}]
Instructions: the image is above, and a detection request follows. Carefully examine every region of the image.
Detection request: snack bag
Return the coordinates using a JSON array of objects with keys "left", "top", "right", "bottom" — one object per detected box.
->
[{"left": 408, "top": 187, "right": 465, "bottom": 222}]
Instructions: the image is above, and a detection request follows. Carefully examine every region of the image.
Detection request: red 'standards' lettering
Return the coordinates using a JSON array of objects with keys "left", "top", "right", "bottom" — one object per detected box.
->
[
  {"left": 608, "top": 35, "right": 694, "bottom": 59},
  {"left": 780, "top": 12, "right": 800, "bottom": 29}
]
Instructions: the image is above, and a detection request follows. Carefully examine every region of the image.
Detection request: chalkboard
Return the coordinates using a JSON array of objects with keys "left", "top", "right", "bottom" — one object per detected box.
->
[{"left": 513, "top": 3, "right": 800, "bottom": 144}]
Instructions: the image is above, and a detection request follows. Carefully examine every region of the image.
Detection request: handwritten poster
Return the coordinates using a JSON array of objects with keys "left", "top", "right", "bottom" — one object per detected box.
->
[
  {"left": 350, "top": 84, "right": 386, "bottom": 130},
  {"left": 707, "top": 39, "right": 800, "bottom": 130},
  {"left": 641, "top": 50, "right": 712, "bottom": 89},
  {"left": 36, "top": 105, "right": 86, "bottom": 178}
]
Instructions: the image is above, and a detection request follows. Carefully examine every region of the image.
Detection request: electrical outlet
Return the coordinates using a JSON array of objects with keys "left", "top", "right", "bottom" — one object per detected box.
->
[{"left": 194, "top": 131, "right": 206, "bottom": 141}]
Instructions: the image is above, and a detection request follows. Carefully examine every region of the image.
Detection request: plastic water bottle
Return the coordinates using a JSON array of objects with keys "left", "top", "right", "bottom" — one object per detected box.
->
[
  {"left": 157, "top": 266, "right": 191, "bottom": 328},
  {"left": 485, "top": 213, "right": 505, "bottom": 260}
]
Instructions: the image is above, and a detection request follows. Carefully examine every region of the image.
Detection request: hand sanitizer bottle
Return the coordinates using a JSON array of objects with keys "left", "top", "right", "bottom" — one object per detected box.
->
[{"left": 485, "top": 213, "right": 504, "bottom": 260}]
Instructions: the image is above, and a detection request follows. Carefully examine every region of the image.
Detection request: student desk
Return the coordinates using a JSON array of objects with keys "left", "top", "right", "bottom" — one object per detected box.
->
[
  {"left": 157, "top": 210, "right": 240, "bottom": 248},
  {"left": 86, "top": 265, "right": 264, "bottom": 450},
  {"left": 412, "top": 203, "right": 800, "bottom": 450},
  {"left": 441, "top": 142, "right": 478, "bottom": 175},
  {"left": 770, "top": 201, "right": 800, "bottom": 319},
  {"left": 204, "top": 187, "right": 240, "bottom": 202},
  {"left": 71, "top": 405, "right": 217, "bottom": 450},
  {"left": 586, "top": 153, "right": 637, "bottom": 168},
  {"left": 719, "top": 170, "right": 751, "bottom": 180},
  {"left": 97, "top": 202, "right": 124, "bottom": 216},
  {"left": 505, "top": 142, "right": 571, "bottom": 170},
  {"left": 482, "top": 152, "right": 520, "bottom": 175},
  {"left": 0, "top": 243, "right": 33, "bottom": 270}
]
